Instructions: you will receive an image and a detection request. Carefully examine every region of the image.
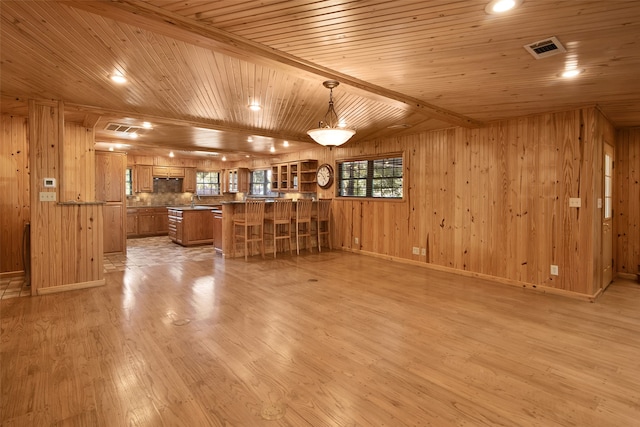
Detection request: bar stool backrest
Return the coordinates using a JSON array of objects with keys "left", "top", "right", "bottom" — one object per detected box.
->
[
  {"left": 244, "top": 199, "right": 265, "bottom": 225},
  {"left": 317, "top": 198, "right": 332, "bottom": 220},
  {"left": 296, "top": 198, "right": 313, "bottom": 221},
  {"left": 272, "top": 198, "right": 292, "bottom": 222}
]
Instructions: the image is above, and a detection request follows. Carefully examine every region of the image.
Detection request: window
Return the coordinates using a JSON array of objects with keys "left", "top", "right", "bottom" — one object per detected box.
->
[
  {"left": 338, "top": 155, "right": 403, "bottom": 199},
  {"left": 125, "top": 168, "right": 133, "bottom": 196},
  {"left": 250, "top": 169, "right": 277, "bottom": 196},
  {"left": 196, "top": 171, "right": 221, "bottom": 195}
]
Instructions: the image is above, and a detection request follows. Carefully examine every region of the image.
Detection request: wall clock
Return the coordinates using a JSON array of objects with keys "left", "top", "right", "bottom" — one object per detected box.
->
[{"left": 316, "top": 163, "right": 334, "bottom": 189}]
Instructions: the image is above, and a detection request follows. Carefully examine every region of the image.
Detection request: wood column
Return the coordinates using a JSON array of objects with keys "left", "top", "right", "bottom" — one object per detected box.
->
[{"left": 28, "top": 99, "right": 104, "bottom": 295}]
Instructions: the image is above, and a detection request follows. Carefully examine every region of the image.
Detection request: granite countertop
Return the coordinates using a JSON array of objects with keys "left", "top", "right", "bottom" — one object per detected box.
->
[
  {"left": 221, "top": 199, "right": 313, "bottom": 204},
  {"left": 128, "top": 204, "right": 222, "bottom": 209},
  {"left": 167, "top": 205, "right": 220, "bottom": 211}
]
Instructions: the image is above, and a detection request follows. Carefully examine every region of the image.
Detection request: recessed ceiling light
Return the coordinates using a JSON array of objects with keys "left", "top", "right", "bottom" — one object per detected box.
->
[
  {"left": 129, "top": 132, "right": 138, "bottom": 139},
  {"left": 245, "top": 154, "right": 250, "bottom": 158},
  {"left": 169, "top": 151, "right": 175, "bottom": 158},
  {"left": 109, "top": 73, "right": 127, "bottom": 84},
  {"left": 142, "top": 122, "right": 153, "bottom": 129},
  {"left": 222, "top": 156, "right": 227, "bottom": 161},
  {"left": 283, "top": 141, "right": 289, "bottom": 147},
  {"left": 248, "top": 103, "right": 261, "bottom": 111},
  {"left": 270, "top": 147, "right": 275, "bottom": 153},
  {"left": 561, "top": 68, "right": 584, "bottom": 78},
  {"left": 485, "top": 0, "right": 521, "bottom": 14}
]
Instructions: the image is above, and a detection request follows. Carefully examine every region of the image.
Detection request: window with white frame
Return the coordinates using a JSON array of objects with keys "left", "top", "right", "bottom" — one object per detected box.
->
[
  {"left": 196, "top": 171, "right": 221, "bottom": 195},
  {"left": 338, "top": 155, "right": 403, "bottom": 199}
]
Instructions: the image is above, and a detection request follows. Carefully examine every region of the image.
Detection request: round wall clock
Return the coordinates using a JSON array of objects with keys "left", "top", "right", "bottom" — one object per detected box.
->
[{"left": 316, "top": 163, "right": 334, "bottom": 189}]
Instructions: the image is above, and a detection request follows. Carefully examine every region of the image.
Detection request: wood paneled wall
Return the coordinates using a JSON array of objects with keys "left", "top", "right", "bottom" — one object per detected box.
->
[
  {"left": 261, "top": 107, "right": 615, "bottom": 298},
  {"left": 615, "top": 128, "right": 640, "bottom": 277},
  {"left": 61, "top": 123, "right": 95, "bottom": 202},
  {"left": 28, "top": 99, "right": 103, "bottom": 294},
  {"left": 0, "top": 114, "right": 30, "bottom": 275}
]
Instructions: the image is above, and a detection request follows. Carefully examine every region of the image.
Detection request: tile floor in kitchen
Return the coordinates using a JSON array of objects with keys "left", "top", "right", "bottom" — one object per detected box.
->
[{"left": 1, "top": 236, "right": 217, "bottom": 299}]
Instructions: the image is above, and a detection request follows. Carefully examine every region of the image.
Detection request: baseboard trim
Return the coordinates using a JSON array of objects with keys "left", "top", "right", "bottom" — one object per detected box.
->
[
  {"left": 616, "top": 272, "right": 639, "bottom": 281},
  {"left": 341, "top": 247, "right": 597, "bottom": 302},
  {"left": 0, "top": 271, "right": 25, "bottom": 279},
  {"left": 37, "top": 279, "right": 105, "bottom": 295}
]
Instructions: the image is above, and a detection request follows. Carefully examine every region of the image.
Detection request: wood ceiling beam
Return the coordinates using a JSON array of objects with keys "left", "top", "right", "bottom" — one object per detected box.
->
[{"left": 60, "top": 0, "right": 482, "bottom": 128}]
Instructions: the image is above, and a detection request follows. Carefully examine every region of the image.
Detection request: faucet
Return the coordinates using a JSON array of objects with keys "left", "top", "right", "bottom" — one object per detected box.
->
[{"left": 190, "top": 195, "right": 195, "bottom": 208}]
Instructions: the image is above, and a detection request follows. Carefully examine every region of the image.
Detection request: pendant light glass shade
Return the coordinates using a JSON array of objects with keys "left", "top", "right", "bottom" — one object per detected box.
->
[{"left": 307, "top": 80, "right": 355, "bottom": 147}]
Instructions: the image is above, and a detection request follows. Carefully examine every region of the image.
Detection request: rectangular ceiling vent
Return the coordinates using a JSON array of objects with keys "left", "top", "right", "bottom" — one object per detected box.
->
[
  {"left": 104, "top": 123, "right": 150, "bottom": 135},
  {"left": 523, "top": 36, "right": 566, "bottom": 59}
]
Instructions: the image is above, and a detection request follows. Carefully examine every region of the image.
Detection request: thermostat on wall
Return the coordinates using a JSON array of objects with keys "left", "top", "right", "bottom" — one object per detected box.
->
[{"left": 43, "top": 178, "right": 56, "bottom": 188}]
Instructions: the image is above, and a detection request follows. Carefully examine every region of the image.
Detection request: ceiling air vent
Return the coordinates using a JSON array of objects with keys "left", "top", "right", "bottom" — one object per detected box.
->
[
  {"left": 104, "top": 123, "right": 150, "bottom": 135},
  {"left": 523, "top": 36, "right": 566, "bottom": 59}
]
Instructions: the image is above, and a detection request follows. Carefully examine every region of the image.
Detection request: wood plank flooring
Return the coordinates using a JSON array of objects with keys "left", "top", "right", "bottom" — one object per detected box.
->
[{"left": 2, "top": 247, "right": 640, "bottom": 426}]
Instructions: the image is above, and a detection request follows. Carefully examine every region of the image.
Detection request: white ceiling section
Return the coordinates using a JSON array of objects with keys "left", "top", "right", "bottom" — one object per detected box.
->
[{"left": 1, "top": 1, "right": 639, "bottom": 158}]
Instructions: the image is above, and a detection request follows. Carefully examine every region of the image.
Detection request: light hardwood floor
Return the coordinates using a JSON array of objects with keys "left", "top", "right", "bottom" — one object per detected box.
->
[{"left": 2, "top": 248, "right": 640, "bottom": 426}]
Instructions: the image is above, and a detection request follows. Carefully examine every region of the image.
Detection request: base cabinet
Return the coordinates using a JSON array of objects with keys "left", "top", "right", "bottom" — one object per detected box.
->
[{"left": 127, "top": 207, "right": 169, "bottom": 237}]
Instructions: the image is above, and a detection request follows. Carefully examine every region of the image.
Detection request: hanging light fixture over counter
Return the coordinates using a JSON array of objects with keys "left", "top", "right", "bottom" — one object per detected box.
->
[{"left": 307, "top": 80, "right": 355, "bottom": 147}]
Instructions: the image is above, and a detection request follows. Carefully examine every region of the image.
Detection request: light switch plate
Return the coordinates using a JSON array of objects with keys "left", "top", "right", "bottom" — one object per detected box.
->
[{"left": 39, "top": 191, "right": 56, "bottom": 202}]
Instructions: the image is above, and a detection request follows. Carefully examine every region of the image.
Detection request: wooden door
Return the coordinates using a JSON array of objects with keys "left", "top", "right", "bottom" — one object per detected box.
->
[{"left": 602, "top": 143, "right": 614, "bottom": 287}]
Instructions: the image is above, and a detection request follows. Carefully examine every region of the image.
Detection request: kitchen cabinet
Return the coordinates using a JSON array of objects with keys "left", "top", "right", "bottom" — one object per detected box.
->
[
  {"left": 271, "top": 160, "right": 318, "bottom": 192},
  {"left": 224, "top": 168, "right": 249, "bottom": 193},
  {"left": 152, "top": 166, "right": 185, "bottom": 178},
  {"left": 135, "top": 165, "right": 153, "bottom": 192},
  {"left": 127, "top": 207, "right": 169, "bottom": 237},
  {"left": 183, "top": 167, "right": 197, "bottom": 192},
  {"left": 96, "top": 152, "right": 127, "bottom": 253},
  {"left": 168, "top": 207, "right": 214, "bottom": 246},
  {"left": 126, "top": 209, "right": 138, "bottom": 236}
]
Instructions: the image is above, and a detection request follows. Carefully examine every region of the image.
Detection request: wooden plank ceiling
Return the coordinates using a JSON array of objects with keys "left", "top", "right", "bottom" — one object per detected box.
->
[{"left": 1, "top": 0, "right": 639, "bottom": 159}]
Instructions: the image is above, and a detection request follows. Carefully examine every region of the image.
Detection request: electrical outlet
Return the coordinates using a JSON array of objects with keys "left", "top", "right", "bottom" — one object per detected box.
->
[
  {"left": 550, "top": 265, "right": 559, "bottom": 276},
  {"left": 569, "top": 198, "right": 581, "bottom": 208},
  {"left": 354, "top": 237, "right": 359, "bottom": 245},
  {"left": 39, "top": 191, "right": 56, "bottom": 202},
  {"left": 421, "top": 248, "right": 426, "bottom": 256},
  {"left": 412, "top": 247, "right": 420, "bottom": 255}
]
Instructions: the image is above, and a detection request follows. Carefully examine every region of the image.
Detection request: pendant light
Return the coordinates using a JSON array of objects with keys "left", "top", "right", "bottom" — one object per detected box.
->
[{"left": 307, "top": 80, "right": 355, "bottom": 147}]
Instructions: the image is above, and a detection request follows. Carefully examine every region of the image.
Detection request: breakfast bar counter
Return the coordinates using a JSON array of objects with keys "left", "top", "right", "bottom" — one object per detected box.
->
[{"left": 221, "top": 199, "right": 319, "bottom": 258}]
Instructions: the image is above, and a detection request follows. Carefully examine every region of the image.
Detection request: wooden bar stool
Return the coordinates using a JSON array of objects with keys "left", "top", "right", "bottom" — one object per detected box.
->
[
  {"left": 264, "top": 198, "right": 293, "bottom": 258},
  {"left": 312, "top": 198, "right": 332, "bottom": 252},
  {"left": 233, "top": 199, "right": 265, "bottom": 261},
  {"left": 293, "top": 198, "right": 313, "bottom": 255}
]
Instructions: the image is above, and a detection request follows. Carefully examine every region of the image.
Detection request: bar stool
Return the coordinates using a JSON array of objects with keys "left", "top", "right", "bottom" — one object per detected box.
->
[
  {"left": 233, "top": 199, "right": 265, "bottom": 261},
  {"left": 312, "top": 198, "right": 332, "bottom": 252},
  {"left": 293, "top": 198, "right": 313, "bottom": 255},
  {"left": 264, "top": 198, "right": 293, "bottom": 258}
]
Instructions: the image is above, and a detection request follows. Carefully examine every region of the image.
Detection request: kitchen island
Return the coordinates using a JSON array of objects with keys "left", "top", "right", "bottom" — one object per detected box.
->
[{"left": 167, "top": 206, "right": 219, "bottom": 246}]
